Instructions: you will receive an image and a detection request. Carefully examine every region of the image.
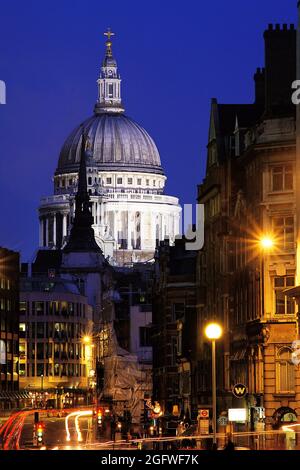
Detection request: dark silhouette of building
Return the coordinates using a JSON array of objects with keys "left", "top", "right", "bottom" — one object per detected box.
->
[{"left": 152, "top": 238, "right": 197, "bottom": 434}]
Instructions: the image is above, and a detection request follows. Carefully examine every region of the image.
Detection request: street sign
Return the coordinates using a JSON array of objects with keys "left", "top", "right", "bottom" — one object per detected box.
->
[
  {"left": 228, "top": 408, "right": 247, "bottom": 422},
  {"left": 199, "top": 409, "right": 209, "bottom": 418},
  {"left": 232, "top": 383, "right": 247, "bottom": 398},
  {"left": 218, "top": 416, "right": 228, "bottom": 426},
  {"left": 199, "top": 419, "right": 209, "bottom": 435}
]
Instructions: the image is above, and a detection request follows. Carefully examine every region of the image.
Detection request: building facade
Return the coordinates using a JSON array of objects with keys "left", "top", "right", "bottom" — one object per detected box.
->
[
  {"left": 19, "top": 274, "right": 94, "bottom": 407},
  {"left": 197, "top": 22, "right": 300, "bottom": 439},
  {"left": 152, "top": 238, "right": 197, "bottom": 434},
  {"left": 0, "top": 247, "right": 20, "bottom": 409},
  {"left": 38, "top": 31, "right": 181, "bottom": 265}
]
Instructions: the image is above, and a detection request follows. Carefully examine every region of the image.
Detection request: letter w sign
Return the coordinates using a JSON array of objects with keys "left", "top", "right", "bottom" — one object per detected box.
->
[{"left": 232, "top": 383, "right": 247, "bottom": 398}]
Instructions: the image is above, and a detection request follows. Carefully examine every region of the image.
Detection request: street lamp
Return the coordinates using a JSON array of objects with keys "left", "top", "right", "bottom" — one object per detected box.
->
[
  {"left": 259, "top": 235, "right": 275, "bottom": 318},
  {"left": 83, "top": 335, "right": 92, "bottom": 344},
  {"left": 204, "top": 322, "right": 223, "bottom": 447}
]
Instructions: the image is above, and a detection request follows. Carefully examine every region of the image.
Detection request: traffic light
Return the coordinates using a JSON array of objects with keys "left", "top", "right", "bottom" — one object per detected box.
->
[
  {"left": 97, "top": 408, "right": 103, "bottom": 427},
  {"left": 35, "top": 422, "right": 45, "bottom": 445}
]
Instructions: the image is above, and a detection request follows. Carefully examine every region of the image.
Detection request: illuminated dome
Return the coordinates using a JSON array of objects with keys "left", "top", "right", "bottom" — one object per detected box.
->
[
  {"left": 57, "top": 113, "right": 164, "bottom": 175},
  {"left": 39, "top": 30, "right": 181, "bottom": 266}
]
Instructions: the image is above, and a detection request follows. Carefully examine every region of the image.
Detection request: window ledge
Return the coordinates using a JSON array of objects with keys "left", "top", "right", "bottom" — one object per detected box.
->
[
  {"left": 267, "top": 190, "right": 294, "bottom": 196},
  {"left": 273, "top": 392, "right": 296, "bottom": 398},
  {"left": 268, "top": 315, "right": 296, "bottom": 321}
]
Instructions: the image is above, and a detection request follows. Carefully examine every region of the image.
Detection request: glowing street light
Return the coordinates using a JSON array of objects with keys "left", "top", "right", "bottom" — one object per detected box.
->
[
  {"left": 83, "top": 335, "right": 92, "bottom": 344},
  {"left": 259, "top": 234, "right": 275, "bottom": 319},
  {"left": 205, "top": 323, "right": 223, "bottom": 340},
  {"left": 205, "top": 322, "right": 223, "bottom": 447},
  {"left": 259, "top": 236, "right": 274, "bottom": 251}
]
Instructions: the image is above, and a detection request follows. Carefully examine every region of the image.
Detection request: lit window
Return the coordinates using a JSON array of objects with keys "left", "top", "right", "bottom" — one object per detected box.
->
[
  {"left": 274, "top": 276, "right": 295, "bottom": 314},
  {"left": 108, "top": 83, "right": 114, "bottom": 98},
  {"left": 19, "top": 301, "right": 27, "bottom": 314},
  {"left": 276, "top": 348, "right": 295, "bottom": 393},
  {"left": 272, "top": 165, "right": 293, "bottom": 191},
  {"left": 19, "top": 363, "right": 25, "bottom": 376},
  {"left": 273, "top": 216, "right": 294, "bottom": 251},
  {"left": 19, "top": 323, "right": 26, "bottom": 338}
]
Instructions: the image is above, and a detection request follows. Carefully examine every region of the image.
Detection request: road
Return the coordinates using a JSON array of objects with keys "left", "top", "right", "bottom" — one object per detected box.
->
[
  {"left": 2, "top": 409, "right": 299, "bottom": 450},
  {"left": 0, "top": 409, "right": 133, "bottom": 450}
]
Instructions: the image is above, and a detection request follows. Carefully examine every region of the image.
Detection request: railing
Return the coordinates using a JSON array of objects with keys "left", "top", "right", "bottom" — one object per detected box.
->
[{"left": 40, "top": 192, "right": 179, "bottom": 206}]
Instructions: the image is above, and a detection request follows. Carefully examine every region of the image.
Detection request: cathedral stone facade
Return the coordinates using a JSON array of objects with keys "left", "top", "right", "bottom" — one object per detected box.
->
[{"left": 38, "top": 31, "right": 181, "bottom": 266}]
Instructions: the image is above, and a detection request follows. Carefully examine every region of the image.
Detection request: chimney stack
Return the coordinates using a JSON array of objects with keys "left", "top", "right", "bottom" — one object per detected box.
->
[{"left": 263, "top": 24, "right": 296, "bottom": 117}]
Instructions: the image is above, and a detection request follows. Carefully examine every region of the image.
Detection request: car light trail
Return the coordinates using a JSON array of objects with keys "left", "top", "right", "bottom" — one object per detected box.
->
[
  {"left": 65, "top": 410, "right": 92, "bottom": 442},
  {"left": 282, "top": 423, "right": 300, "bottom": 432},
  {"left": 75, "top": 410, "right": 93, "bottom": 442}
]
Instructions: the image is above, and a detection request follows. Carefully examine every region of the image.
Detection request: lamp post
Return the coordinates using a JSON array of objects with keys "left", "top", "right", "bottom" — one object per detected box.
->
[
  {"left": 204, "top": 322, "right": 223, "bottom": 448},
  {"left": 40, "top": 374, "right": 44, "bottom": 408},
  {"left": 259, "top": 236, "right": 274, "bottom": 319}
]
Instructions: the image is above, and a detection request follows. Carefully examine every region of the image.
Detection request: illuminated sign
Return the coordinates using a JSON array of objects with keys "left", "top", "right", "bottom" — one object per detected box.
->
[
  {"left": 228, "top": 408, "right": 247, "bottom": 422},
  {"left": 232, "top": 383, "right": 247, "bottom": 398}
]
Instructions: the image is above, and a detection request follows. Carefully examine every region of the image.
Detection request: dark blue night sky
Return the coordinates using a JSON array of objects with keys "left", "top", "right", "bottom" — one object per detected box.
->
[{"left": 0, "top": 0, "right": 297, "bottom": 260}]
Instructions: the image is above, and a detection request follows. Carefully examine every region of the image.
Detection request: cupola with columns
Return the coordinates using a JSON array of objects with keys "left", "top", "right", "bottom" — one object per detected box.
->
[{"left": 95, "top": 29, "right": 124, "bottom": 115}]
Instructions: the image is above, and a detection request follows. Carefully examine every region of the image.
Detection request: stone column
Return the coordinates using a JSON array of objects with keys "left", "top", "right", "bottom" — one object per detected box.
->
[
  {"left": 113, "top": 211, "right": 118, "bottom": 245},
  {"left": 53, "top": 213, "right": 57, "bottom": 247},
  {"left": 127, "top": 211, "right": 132, "bottom": 250},
  {"left": 139, "top": 211, "right": 143, "bottom": 250},
  {"left": 45, "top": 218, "right": 49, "bottom": 247},
  {"left": 39, "top": 218, "right": 43, "bottom": 247},
  {"left": 63, "top": 214, "right": 67, "bottom": 238},
  {"left": 100, "top": 201, "right": 104, "bottom": 224},
  {"left": 161, "top": 214, "right": 165, "bottom": 241},
  {"left": 151, "top": 213, "right": 157, "bottom": 249}
]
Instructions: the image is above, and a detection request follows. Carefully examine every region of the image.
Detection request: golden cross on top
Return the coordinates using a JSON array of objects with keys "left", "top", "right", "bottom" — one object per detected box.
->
[{"left": 104, "top": 29, "right": 115, "bottom": 41}]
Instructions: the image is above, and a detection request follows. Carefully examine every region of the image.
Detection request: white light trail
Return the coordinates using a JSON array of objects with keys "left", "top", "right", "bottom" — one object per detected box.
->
[
  {"left": 65, "top": 410, "right": 93, "bottom": 442},
  {"left": 282, "top": 423, "right": 300, "bottom": 432},
  {"left": 75, "top": 410, "right": 93, "bottom": 442}
]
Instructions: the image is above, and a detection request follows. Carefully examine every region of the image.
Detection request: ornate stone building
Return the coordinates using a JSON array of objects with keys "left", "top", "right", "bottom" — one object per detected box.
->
[{"left": 197, "top": 21, "right": 300, "bottom": 439}]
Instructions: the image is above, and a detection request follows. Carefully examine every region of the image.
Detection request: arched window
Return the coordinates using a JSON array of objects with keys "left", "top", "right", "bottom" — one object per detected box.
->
[{"left": 276, "top": 348, "right": 295, "bottom": 393}]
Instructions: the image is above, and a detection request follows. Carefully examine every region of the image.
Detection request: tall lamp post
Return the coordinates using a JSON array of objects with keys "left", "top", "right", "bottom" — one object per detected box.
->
[
  {"left": 259, "top": 236, "right": 274, "bottom": 319},
  {"left": 40, "top": 374, "right": 44, "bottom": 408},
  {"left": 204, "top": 322, "right": 223, "bottom": 448}
]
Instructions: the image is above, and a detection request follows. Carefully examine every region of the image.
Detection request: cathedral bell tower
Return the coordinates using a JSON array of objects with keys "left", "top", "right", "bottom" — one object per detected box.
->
[{"left": 94, "top": 29, "right": 124, "bottom": 115}]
